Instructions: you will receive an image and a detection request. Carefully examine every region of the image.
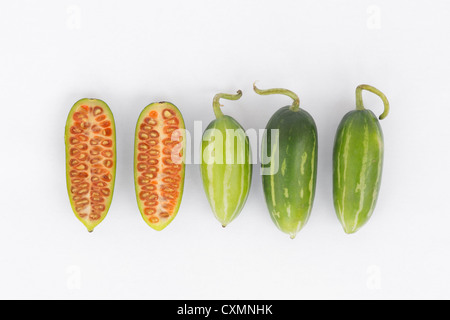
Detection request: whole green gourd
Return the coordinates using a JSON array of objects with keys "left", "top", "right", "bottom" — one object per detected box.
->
[
  {"left": 255, "top": 84, "right": 318, "bottom": 239},
  {"left": 333, "top": 84, "right": 390, "bottom": 234},
  {"left": 200, "top": 90, "right": 253, "bottom": 227}
]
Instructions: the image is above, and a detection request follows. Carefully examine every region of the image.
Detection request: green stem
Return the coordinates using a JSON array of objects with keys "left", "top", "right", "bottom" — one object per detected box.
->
[
  {"left": 355, "top": 84, "right": 390, "bottom": 120},
  {"left": 212, "top": 90, "right": 243, "bottom": 118},
  {"left": 253, "top": 82, "right": 300, "bottom": 112}
]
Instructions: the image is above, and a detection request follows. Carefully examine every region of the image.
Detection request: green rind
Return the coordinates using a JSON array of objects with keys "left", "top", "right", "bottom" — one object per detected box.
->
[
  {"left": 65, "top": 98, "right": 117, "bottom": 232},
  {"left": 134, "top": 101, "right": 186, "bottom": 231},
  {"left": 332, "top": 109, "right": 384, "bottom": 234},
  {"left": 201, "top": 115, "right": 252, "bottom": 227},
  {"left": 261, "top": 106, "right": 318, "bottom": 239}
]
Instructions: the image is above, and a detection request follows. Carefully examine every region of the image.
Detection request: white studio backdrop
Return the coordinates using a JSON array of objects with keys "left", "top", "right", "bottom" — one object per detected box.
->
[{"left": 0, "top": 0, "right": 449, "bottom": 299}]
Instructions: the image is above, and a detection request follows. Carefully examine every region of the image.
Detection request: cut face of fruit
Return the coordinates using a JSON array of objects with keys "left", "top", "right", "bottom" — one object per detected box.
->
[
  {"left": 65, "top": 98, "right": 116, "bottom": 232},
  {"left": 134, "top": 102, "right": 186, "bottom": 231}
]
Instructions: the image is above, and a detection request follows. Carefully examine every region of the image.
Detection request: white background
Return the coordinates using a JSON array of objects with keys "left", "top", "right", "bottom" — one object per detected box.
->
[{"left": 0, "top": 0, "right": 449, "bottom": 300}]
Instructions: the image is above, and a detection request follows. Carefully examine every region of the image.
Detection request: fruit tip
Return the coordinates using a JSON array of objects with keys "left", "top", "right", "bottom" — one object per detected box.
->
[{"left": 343, "top": 226, "right": 358, "bottom": 234}]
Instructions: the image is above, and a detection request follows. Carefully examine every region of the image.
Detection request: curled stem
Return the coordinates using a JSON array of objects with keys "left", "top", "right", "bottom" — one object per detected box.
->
[
  {"left": 212, "top": 90, "right": 243, "bottom": 118},
  {"left": 253, "top": 82, "right": 300, "bottom": 112},
  {"left": 355, "top": 84, "right": 390, "bottom": 120}
]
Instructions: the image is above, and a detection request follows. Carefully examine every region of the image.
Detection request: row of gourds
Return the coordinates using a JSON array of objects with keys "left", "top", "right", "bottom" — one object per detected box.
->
[{"left": 65, "top": 83, "right": 389, "bottom": 237}]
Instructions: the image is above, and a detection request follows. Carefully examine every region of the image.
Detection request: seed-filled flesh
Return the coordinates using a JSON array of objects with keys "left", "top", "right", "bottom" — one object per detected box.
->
[
  {"left": 134, "top": 102, "right": 186, "bottom": 231},
  {"left": 65, "top": 99, "right": 116, "bottom": 232}
]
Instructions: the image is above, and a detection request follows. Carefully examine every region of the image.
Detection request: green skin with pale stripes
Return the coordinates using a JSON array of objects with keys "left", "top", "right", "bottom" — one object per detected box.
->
[
  {"left": 262, "top": 106, "right": 318, "bottom": 239},
  {"left": 201, "top": 115, "right": 252, "bottom": 227},
  {"left": 333, "top": 109, "right": 383, "bottom": 234}
]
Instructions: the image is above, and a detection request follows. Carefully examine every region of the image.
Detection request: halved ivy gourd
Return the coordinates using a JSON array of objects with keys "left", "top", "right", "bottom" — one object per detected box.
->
[
  {"left": 134, "top": 102, "right": 186, "bottom": 231},
  {"left": 65, "top": 98, "right": 117, "bottom": 232},
  {"left": 332, "top": 84, "right": 389, "bottom": 234},
  {"left": 255, "top": 84, "right": 318, "bottom": 239},
  {"left": 200, "top": 90, "right": 252, "bottom": 227}
]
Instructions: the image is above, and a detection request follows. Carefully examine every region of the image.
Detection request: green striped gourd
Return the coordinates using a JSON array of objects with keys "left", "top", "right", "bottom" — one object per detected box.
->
[
  {"left": 200, "top": 90, "right": 252, "bottom": 227},
  {"left": 333, "top": 84, "right": 390, "bottom": 234},
  {"left": 255, "top": 84, "right": 318, "bottom": 239}
]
